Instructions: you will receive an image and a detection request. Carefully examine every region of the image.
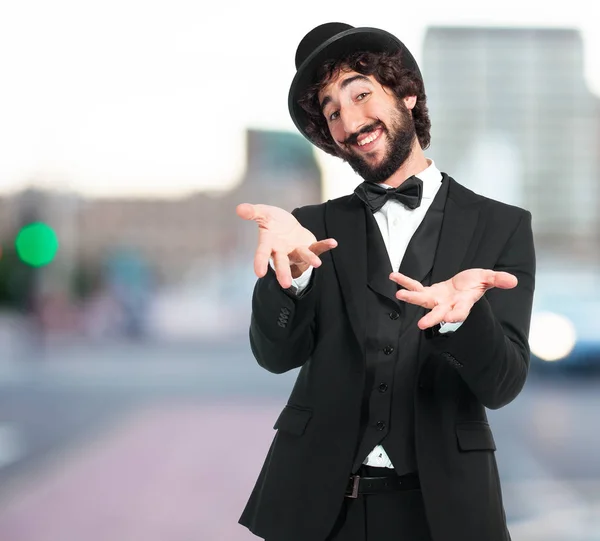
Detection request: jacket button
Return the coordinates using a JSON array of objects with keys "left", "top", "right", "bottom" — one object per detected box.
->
[
  {"left": 376, "top": 421, "right": 386, "bottom": 431},
  {"left": 383, "top": 346, "right": 394, "bottom": 355},
  {"left": 378, "top": 383, "right": 388, "bottom": 393},
  {"left": 389, "top": 311, "right": 399, "bottom": 320}
]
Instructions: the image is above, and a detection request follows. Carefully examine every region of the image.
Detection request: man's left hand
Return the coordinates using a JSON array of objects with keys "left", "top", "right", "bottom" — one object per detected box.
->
[{"left": 389, "top": 269, "right": 518, "bottom": 330}]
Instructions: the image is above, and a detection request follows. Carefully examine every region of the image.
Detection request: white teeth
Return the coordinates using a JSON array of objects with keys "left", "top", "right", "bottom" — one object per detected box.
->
[{"left": 357, "top": 131, "right": 380, "bottom": 146}]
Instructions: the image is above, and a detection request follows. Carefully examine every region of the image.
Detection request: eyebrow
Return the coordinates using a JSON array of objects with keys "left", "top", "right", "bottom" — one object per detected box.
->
[{"left": 320, "top": 74, "right": 372, "bottom": 112}]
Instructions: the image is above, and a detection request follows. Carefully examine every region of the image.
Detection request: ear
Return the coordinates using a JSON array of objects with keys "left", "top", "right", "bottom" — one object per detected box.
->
[{"left": 403, "top": 95, "right": 417, "bottom": 110}]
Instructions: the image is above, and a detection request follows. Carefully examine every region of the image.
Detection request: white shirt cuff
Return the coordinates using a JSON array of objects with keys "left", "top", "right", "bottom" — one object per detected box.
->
[
  {"left": 439, "top": 321, "right": 463, "bottom": 334},
  {"left": 268, "top": 258, "right": 314, "bottom": 294}
]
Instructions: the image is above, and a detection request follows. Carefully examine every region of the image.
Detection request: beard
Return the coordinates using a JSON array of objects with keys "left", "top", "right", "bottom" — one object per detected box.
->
[{"left": 337, "top": 102, "right": 416, "bottom": 183}]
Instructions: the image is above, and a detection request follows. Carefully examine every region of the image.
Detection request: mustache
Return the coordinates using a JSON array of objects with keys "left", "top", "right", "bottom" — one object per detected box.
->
[{"left": 343, "top": 121, "right": 385, "bottom": 146}]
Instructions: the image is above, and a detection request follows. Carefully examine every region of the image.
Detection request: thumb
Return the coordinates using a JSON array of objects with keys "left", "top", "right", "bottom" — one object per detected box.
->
[
  {"left": 492, "top": 271, "right": 518, "bottom": 289},
  {"left": 309, "top": 238, "right": 338, "bottom": 256},
  {"left": 236, "top": 203, "right": 260, "bottom": 221}
]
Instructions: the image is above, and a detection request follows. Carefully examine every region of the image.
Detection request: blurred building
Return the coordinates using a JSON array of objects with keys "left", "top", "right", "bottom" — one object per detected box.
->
[
  {"left": 423, "top": 26, "right": 600, "bottom": 264},
  {"left": 75, "top": 128, "right": 322, "bottom": 285},
  {"left": 0, "top": 127, "right": 322, "bottom": 293},
  {"left": 76, "top": 191, "right": 227, "bottom": 283},
  {"left": 0, "top": 196, "right": 15, "bottom": 236}
]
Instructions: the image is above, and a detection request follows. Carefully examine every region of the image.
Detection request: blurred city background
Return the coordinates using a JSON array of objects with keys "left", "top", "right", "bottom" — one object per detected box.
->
[{"left": 0, "top": 1, "right": 599, "bottom": 540}]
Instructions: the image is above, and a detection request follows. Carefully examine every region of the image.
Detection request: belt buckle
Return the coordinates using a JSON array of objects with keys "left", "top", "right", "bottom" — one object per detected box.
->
[{"left": 346, "top": 475, "right": 360, "bottom": 499}]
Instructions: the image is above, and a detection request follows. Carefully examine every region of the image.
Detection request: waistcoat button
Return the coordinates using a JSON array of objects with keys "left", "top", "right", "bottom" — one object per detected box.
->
[
  {"left": 376, "top": 421, "right": 386, "bottom": 431},
  {"left": 383, "top": 346, "right": 394, "bottom": 355},
  {"left": 378, "top": 383, "right": 388, "bottom": 393}
]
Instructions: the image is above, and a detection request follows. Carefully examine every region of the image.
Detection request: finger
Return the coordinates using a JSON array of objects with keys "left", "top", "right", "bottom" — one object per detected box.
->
[
  {"left": 309, "top": 238, "right": 338, "bottom": 256},
  {"left": 273, "top": 251, "right": 293, "bottom": 289},
  {"left": 491, "top": 271, "right": 518, "bottom": 289},
  {"left": 253, "top": 232, "right": 273, "bottom": 277},
  {"left": 389, "top": 272, "right": 425, "bottom": 292},
  {"left": 294, "top": 246, "right": 322, "bottom": 268},
  {"left": 395, "top": 289, "right": 436, "bottom": 309},
  {"left": 418, "top": 303, "right": 452, "bottom": 330},
  {"left": 443, "top": 299, "right": 473, "bottom": 324},
  {"left": 236, "top": 203, "right": 258, "bottom": 220},
  {"left": 236, "top": 203, "right": 269, "bottom": 224}
]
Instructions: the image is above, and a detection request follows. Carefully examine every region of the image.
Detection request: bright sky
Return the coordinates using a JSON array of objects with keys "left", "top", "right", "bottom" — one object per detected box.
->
[{"left": 0, "top": 0, "right": 598, "bottom": 198}]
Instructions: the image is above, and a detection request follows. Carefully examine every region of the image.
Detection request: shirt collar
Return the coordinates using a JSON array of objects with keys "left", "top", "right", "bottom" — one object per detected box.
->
[{"left": 417, "top": 159, "right": 443, "bottom": 200}]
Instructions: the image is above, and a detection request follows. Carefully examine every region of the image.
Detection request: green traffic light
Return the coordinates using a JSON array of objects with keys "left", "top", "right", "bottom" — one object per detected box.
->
[{"left": 15, "top": 222, "right": 59, "bottom": 267}]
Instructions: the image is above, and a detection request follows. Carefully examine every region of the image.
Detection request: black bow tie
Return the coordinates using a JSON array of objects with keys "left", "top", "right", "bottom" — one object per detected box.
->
[{"left": 354, "top": 175, "right": 423, "bottom": 213}]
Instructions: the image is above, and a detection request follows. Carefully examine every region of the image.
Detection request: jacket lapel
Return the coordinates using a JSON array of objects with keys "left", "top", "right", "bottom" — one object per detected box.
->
[
  {"left": 325, "top": 195, "right": 368, "bottom": 354},
  {"left": 398, "top": 175, "right": 450, "bottom": 332},
  {"left": 430, "top": 177, "right": 480, "bottom": 285},
  {"left": 398, "top": 174, "right": 450, "bottom": 284},
  {"left": 365, "top": 210, "right": 397, "bottom": 303}
]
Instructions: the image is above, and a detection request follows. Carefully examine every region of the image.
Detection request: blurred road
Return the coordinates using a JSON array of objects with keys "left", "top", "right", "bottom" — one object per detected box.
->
[{"left": 0, "top": 339, "right": 598, "bottom": 541}]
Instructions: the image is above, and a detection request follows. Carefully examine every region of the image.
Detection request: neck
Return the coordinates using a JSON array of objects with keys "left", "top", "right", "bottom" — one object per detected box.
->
[{"left": 381, "top": 139, "right": 428, "bottom": 188}]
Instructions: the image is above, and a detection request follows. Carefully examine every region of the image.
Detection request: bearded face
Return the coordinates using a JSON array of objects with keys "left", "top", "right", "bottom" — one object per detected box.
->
[
  {"left": 319, "top": 71, "right": 417, "bottom": 184},
  {"left": 335, "top": 100, "right": 416, "bottom": 183}
]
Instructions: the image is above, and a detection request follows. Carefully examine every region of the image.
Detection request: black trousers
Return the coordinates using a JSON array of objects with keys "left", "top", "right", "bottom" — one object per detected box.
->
[{"left": 325, "top": 466, "right": 432, "bottom": 541}]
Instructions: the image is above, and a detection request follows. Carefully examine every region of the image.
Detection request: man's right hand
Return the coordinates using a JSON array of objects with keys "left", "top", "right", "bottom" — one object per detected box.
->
[{"left": 236, "top": 203, "right": 337, "bottom": 290}]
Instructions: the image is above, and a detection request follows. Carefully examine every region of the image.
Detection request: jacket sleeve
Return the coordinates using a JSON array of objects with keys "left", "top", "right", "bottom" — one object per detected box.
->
[
  {"left": 428, "top": 210, "right": 536, "bottom": 409},
  {"left": 248, "top": 208, "right": 320, "bottom": 374}
]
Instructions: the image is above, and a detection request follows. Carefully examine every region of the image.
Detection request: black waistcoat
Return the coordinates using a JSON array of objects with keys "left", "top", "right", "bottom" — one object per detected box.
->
[{"left": 351, "top": 177, "right": 449, "bottom": 474}]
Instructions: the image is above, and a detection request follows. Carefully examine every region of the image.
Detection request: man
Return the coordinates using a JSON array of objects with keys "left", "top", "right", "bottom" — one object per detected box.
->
[{"left": 236, "top": 22, "right": 535, "bottom": 541}]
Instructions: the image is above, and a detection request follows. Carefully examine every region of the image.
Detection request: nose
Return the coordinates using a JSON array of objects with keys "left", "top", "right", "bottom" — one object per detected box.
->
[{"left": 340, "top": 105, "right": 367, "bottom": 137}]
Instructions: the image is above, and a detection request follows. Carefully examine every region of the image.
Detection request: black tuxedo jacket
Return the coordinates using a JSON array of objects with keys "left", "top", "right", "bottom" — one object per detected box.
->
[{"left": 239, "top": 175, "right": 536, "bottom": 541}]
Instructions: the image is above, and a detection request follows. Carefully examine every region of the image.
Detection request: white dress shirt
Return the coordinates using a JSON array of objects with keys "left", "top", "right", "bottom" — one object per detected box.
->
[{"left": 275, "top": 159, "right": 461, "bottom": 468}]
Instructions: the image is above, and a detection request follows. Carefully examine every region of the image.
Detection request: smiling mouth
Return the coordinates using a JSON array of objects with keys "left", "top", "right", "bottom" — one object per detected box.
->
[{"left": 354, "top": 128, "right": 383, "bottom": 152}]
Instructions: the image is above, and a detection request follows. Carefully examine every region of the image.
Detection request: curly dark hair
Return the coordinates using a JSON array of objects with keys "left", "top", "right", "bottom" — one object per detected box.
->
[{"left": 297, "top": 50, "right": 431, "bottom": 157}]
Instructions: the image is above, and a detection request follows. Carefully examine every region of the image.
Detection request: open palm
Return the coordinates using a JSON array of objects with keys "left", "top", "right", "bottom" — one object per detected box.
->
[
  {"left": 389, "top": 269, "right": 518, "bottom": 330},
  {"left": 236, "top": 203, "right": 337, "bottom": 289}
]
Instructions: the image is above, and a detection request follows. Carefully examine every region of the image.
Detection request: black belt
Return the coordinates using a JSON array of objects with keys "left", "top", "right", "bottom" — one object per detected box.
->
[{"left": 345, "top": 472, "right": 420, "bottom": 498}]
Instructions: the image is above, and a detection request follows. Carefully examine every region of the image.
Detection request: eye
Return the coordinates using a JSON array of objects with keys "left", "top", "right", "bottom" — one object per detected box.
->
[
  {"left": 328, "top": 110, "right": 340, "bottom": 121},
  {"left": 356, "top": 92, "right": 370, "bottom": 101}
]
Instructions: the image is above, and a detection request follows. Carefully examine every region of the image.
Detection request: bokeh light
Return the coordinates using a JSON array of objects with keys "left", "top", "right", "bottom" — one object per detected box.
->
[
  {"left": 529, "top": 311, "right": 578, "bottom": 362},
  {"left": 15, "top": 222, "right": 59, "bottom": 267}
]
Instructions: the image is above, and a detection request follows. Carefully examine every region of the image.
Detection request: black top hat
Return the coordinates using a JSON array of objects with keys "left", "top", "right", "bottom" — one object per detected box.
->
[{"left": 288, "top": 22, "right": 421, "bottom": 151}]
